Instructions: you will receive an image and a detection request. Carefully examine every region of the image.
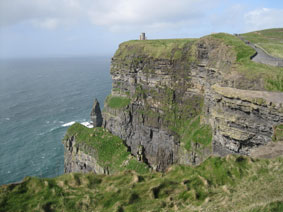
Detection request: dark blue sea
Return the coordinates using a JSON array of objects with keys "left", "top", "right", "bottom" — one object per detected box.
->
[{"left": 0, "top": 57, "right": 112, "bottom": 185}]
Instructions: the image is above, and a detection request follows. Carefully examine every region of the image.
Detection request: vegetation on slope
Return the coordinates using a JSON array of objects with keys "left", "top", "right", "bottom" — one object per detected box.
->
[
  {"left": 164, "top": 98, "right": 212, "bottom": 152},
  {"left": 64, "top": 123, "right": 149, "bottom": 174},
  {"left": 135, "top": 85, "right": 213, "bottom": 153},
  {"left": 1, "top": 155, "right": 283, "bottom": 212},
  {"left": 177, "top": 116, "right": 212, "bottom": 151},
  {"left": 241, "top": 28, "right": 283, "bottom": 59},
  {"left": 210, "top": 32, "right": 283, "bottom": 92},
  {"left": 114, "top": 38, "right": 197, "bottom": 61},
  {"left": 105, "top": 95, "right": 131, "bottom": 109}
]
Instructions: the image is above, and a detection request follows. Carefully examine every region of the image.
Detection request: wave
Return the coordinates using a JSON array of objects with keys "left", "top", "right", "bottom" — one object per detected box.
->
[
  {"left": 81, "top": 122, "right": 93, "bottom": 128},
  {"left": 38, "top": 120, "right": 93, "bottom": 136},
  {"left": 61, "top": 121, "right": 75, "bottom": 127},
  {"left": 62, "top": 121, "right": 93, "bottom": 128}
]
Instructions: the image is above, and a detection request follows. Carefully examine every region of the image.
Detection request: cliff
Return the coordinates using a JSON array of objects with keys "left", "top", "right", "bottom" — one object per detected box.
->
[
  {"left": 2, "top": 29, "right": 283, "bottom": 212},
  {"left": 102, "top": 34, "right": 283, "bottom": 171},
  {"left": 62, "top": 33, "right": 283, "bottom": 173}
]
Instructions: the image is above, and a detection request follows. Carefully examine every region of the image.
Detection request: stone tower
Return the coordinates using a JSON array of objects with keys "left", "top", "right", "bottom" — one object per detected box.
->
[{"left": 140, "top": 33, "right": 146, "bottom": 40}]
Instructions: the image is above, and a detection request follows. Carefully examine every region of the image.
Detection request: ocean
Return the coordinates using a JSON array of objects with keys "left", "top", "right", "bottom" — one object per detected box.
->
[{"left": 0, "top": 56, "right": 112, "bottom": 185}]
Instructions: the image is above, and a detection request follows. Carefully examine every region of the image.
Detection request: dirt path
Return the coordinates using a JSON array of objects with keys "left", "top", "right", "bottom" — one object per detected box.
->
[{"left": 236, "top": 35, "right": 283, "bottom": 67}]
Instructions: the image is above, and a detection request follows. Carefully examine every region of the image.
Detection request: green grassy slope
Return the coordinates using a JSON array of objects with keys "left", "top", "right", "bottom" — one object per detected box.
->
[
  {"left": 210, "top": 33, "right": 283, "bottom": 91},
  {"left": 241, "top": 28, "right": 283, "bottom": 59},
  {"left": 114, "top": 38, "right": 197, "bottom": 61},
  {"left": 1, "top": 155, "right": 283, "bottom": 212},
  {"left": 105, "top": 95, "right": 131, "bottom": 109}
]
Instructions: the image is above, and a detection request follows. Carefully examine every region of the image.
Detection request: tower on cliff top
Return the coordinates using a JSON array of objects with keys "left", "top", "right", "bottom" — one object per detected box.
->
[{"left": 140, "top": 33, "right": 146, "bottom": 40}]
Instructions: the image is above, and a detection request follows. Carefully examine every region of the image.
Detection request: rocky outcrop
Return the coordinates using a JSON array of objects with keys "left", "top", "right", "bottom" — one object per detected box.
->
[
  {"left": 90, "top": 98, "right": 103, "bottom": 127},
  {"left": 208, "top": 84, "right": 283, "bottom": 155},
  {"left": 62, "top": 122, "right": 150, "bottom": 174},
  {"left": 63, "top": 135, "right": 108, "bottom": 174}
]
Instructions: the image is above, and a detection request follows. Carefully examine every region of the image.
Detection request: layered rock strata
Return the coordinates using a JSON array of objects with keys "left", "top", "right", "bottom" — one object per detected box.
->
[
  {"left": 102, "top": 37, "right": 283, "bottom": 171},
  {"left": 208, "top": 84, "right": 283, "bottom": 155},
  {"left": 63, "top": 135, "right": 107, "bottom": 174},
  {"left": 63, "top": 34, "right": 283, "bottom": 173}
]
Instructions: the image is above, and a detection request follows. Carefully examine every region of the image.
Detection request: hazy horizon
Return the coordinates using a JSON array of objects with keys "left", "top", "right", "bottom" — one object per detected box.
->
[{"left": 1, "top": 0, "right": 283, "bottom": 59}]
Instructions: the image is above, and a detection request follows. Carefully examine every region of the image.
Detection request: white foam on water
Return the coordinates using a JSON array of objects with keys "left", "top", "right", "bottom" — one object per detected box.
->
[
  {"left": 81, "top": 122, "right": 93, "bottom": 128},
  {"left": 62, "top": 121, "right": 75, "bottom": 127}
]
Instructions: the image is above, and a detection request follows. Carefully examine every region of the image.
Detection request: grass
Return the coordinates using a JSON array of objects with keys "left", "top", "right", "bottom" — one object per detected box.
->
[
  {"left": 180, "top": 116, "right": 212, "bottom": 150},
  {"left": 210, "top": 32, "right": 283, "bottom": 92},
  {"left": 241, "top": 28, "right": 283, "bottom": 59},
  {"left": 1, "top": 155, "right": 283, "bottom": 211},
  {"left": 64, "top": 123, "right": 149, "bottom": 174},
  {"left": 106, "top": 95, "right": 131, "bottom": 109},
  {"left": 248, "top": 201, "right": 283, "bottom": 212},
  {"left": 114, "top": 38, "right": 197, "bottom": 61},
  {"left": 211, "top": 33, "right": 256, "bottom": 62},
  {"left": 161, "top": 91, "right": 212, "bottom": 151}
]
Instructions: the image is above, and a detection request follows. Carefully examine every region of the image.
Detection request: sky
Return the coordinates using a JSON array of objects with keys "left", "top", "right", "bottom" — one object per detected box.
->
[{"left": 0, "top": 0, "right": 283, "bottom": 58}]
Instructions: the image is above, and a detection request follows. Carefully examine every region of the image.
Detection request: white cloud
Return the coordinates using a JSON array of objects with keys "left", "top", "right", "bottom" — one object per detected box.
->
[
  {"left": 244, "top": 8, "right": 283, "bottom": 31},
  {"left": 3, "top": 1, "right": 282, "bottom": 34},
  {"left": 88, "top": 0, "right": 210, "bottom": 27},
  {"left": 0, "top": 0, "right": 82, "bottom": 28},
  {"left": 0, "top": 0, "right": 219, "bottom": 31}
]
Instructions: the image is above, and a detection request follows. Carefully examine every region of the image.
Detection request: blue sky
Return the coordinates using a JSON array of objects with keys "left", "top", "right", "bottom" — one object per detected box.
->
[{"left": 0, "top": 0, "right": 283, "bottom": 58}]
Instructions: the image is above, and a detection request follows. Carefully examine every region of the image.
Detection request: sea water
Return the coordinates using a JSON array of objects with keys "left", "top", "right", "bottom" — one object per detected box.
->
[{"left": 0, "top": 57, "right": 112, "bottom": 185}]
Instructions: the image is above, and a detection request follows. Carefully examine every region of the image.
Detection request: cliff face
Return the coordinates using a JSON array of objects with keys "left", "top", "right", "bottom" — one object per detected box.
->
[
  {"left": 63, "top": 135, "right": 108, "bottom": 174},
  {"left": 208, "top": 84, "right": 283, "bottom": 155},
  {"left": 102, "top": 35, "right": 283, "bottom": 171},
  {"left": 62, "top": 123, "right": 149, "bottom": 174}
]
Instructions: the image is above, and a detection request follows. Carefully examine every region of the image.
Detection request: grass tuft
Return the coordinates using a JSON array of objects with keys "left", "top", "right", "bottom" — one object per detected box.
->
[{"left": 106, "top": 95, "right": 131, "bottom": 109}]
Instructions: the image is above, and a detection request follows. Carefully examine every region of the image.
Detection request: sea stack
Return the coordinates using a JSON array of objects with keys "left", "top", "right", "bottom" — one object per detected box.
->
[{"left": 90, "top": 98, "right": 103, "bottom": 127}]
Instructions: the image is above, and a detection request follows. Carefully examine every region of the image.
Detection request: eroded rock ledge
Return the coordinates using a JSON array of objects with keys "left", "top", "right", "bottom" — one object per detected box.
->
[{"left": 209, "top": 84, "right": 283, "bottom": 156}]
